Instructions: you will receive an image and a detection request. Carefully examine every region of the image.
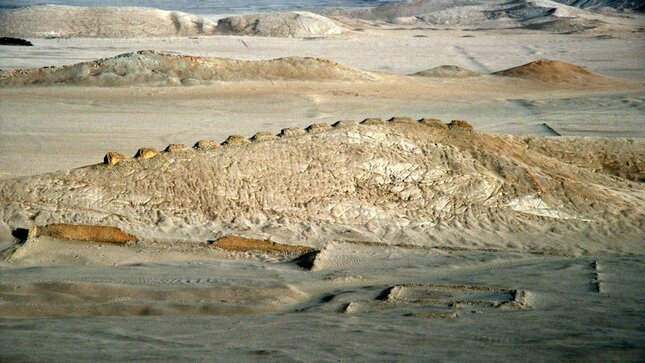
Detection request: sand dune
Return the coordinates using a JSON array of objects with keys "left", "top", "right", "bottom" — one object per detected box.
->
[
  {"left": 493, "top": 59, "right": 606, "bottom": 83},
  {"left": 0, "top": 50, "right": 378, "bottom": 86},
  {"left": 216, "top": 11, "right": 346, "bottom": 37},
  {"left": 0, "top": 5, "right": 218, "bottom": 38},
  {"left": 1, "top": 118, "right": 642, "bottom": 255}
]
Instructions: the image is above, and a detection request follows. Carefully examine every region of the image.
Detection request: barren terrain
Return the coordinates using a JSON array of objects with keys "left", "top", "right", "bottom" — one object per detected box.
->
[{"left": 0, "top": 1, "right": 643, "bottom": 362}]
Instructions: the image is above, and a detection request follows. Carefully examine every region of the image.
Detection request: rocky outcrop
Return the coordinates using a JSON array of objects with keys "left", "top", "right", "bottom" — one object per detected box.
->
[
  {"left": 0, "top": 37, "right": 32, "bottom": 46},
  {"left": 221, "top": 135, "right": 251, "bottom": 146},
  {"left": 447, "top": 120, "right": 474, "bottom": 130},
  {"left": 419, "top": 118, "right": 448, "bottom": 129},
  {"left": 331, "top": 120, "right": 358, "bottom": 129},
  {"left": 388, "top": 117, "right": 417, "bottom": 124},
  {"left": 164, "top": 144, "right": 191, "bottom": 153},
  {"left": 134, "top": 147, "right": 159, "bottom": 160},
  {"left": 250, "top": 132, "right": 279, "bottom": 142},
  {"left": 194, "top": 140, "right": 219, "bottom": 150},
  {"left": 1, "top": 117, "right": 642, "bottom": 255},
  {"left": 304, "top": 124, "right": 332, "bottom": 134},
  {"left": 279, "top": 128, "right": 306, "bottom": 138},
  {"left": 360, "top": 118, "right": 387, "bottom": 125},
  {"left": 104, "top": 151, "right": 127, "bottom": 166}
]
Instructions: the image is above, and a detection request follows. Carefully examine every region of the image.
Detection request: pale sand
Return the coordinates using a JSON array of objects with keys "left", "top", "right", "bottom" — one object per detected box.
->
[
  {"left": 1, "top": 238, "right": 643, "bottom": 361},
  {"left": 0, "top": 5, "right": 644, "bottom": 362},
  {"left": 1, "top": 26, "right": 643, "bottom": 179}
]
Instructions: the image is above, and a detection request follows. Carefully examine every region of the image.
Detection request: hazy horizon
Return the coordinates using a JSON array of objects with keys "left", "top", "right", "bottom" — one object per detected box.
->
[{"left": 0, "top": 0, "right": 400, "bottom": 14}]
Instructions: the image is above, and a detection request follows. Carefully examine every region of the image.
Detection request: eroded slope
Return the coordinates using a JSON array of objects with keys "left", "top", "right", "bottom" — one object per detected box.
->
[
  {"left": 0, "top": 50, "right": 378, "bottom": 86},
  {"left": 0, "top": 5, "right": 218, "bottom": 38},
  {"left": 0, "top": 119, "right": 642, "bottom": 255}
]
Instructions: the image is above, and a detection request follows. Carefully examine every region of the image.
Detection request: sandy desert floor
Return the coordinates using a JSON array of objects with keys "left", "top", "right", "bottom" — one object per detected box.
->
[
  {"left": 0, "top": 2, "right": 644, "bottom": 362},
  {"left": 2, "top": 242, "right": 644, "bottom": 362},
  {"left": 1, "top": 28, "right": 644, "bottom": 179}
]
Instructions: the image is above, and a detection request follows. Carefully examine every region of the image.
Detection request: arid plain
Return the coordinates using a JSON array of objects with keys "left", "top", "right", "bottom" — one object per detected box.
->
[{"left": 0, "top": 1, "right": 644, "bottom": 361}]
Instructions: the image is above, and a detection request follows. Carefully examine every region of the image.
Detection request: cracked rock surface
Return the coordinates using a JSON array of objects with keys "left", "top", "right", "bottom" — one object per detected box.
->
[{"left": 1, "top": 121, "right": 642, "bottom": 255}]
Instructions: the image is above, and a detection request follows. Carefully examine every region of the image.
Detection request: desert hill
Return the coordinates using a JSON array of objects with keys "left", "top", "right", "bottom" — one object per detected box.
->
[
  {"left": 493, "top": 59, "right": 605, "bottom": 83},
  {"left": 1, "top": 2, "right": 639, "bottom": 40},
  {"left": 1, "top": 52, "right": 619, "bottom": 87},
  {"left": 216, "top": 11, "right": 346, "bottom": 37},
  {"left": 0, "top": 5, "right": 346, "bottom": 39},
  {"left": 555, "top": 0, "right": 644, "bottom": 11},
  {"left": 324, "top": 0, "right": 637, "bottom": 32},
  {"left": 0, "top": 50, "right": 378, "bottom": 86},
  {"left": 0, "top": 5, "right": 218, "bottom": 38},
  {"left": 1, "top": 118, "right": 642, "bottom": 255}
]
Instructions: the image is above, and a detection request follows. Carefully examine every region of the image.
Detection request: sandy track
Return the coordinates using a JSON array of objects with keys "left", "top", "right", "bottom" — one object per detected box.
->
[{"left": 0, "top": 74, "right": 642, "bottom": 179}]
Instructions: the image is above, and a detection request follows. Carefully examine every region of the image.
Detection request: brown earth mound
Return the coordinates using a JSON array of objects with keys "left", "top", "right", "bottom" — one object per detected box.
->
[
  {"left": 211, "top": 235, "right": 314, "bottom": 253},
  {"left": 30, "top": 224, "right": 138, "bottom": 244},
  {"left": 493, "top": 59, "right": 605, "bottom": 83}
]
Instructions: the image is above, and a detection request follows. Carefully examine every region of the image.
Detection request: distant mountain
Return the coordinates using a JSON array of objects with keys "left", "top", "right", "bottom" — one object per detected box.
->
[{"left": 552, "top": 0, "right": 644, "bottom": 11}]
